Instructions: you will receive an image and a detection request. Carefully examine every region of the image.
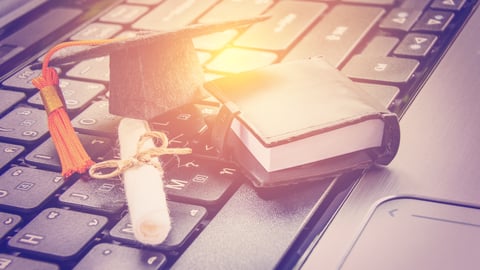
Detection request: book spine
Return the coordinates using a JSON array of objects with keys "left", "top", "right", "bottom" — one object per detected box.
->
[
  {"left": 211, "top": 101, "right": 240, "bottom": 155},
  {"left": 371, "top": 113, "right": 401, "bottom": 165}
]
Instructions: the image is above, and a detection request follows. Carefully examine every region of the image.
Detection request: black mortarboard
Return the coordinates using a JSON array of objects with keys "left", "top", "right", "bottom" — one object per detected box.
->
[{"left": 47, "top": 16, "right": 268, "bottom": 120}]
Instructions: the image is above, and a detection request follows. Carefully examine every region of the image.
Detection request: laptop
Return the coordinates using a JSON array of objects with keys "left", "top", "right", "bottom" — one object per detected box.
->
[{"left": 0, "top": 0, "right": 478, "bottom": 269}]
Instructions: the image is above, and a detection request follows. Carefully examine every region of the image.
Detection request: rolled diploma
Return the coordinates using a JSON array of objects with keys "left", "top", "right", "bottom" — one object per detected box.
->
[{"left": 118, "top": 118, "right": 171, "bottom": 245}]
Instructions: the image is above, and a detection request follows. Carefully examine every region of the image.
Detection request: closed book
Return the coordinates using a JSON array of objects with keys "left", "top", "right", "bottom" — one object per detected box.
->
[{"left": 205, "top": 57, "right": 400, "bottom": 188}]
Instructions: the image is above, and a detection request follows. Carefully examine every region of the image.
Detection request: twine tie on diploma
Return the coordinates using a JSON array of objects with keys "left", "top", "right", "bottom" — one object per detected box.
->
[{"left": 89, "top": 131, "right": 192, "bottom": 179}]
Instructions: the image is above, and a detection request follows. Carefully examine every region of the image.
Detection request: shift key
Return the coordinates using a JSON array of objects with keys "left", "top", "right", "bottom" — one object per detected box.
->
[{"left": 283, "top": 5, "right": 385, "bottom": 67}]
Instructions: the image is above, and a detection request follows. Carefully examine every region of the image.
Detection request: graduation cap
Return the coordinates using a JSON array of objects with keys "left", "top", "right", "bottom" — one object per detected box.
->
[
  {"left": 46, "top": 16, "right": 269, "bottom": 120},
  {"left": 32, "top": 16, "right": 268, "bottom": 178}
]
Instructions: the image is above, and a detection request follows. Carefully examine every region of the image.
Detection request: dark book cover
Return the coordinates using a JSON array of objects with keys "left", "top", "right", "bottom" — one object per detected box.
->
[{"left": 205, "top": 57, "right": 400, "bottom": 188}]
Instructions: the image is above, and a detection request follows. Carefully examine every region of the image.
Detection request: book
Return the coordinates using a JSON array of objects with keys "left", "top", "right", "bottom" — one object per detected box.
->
[{"left": 205, "top": 57, "right": 400, "bottom": 188}]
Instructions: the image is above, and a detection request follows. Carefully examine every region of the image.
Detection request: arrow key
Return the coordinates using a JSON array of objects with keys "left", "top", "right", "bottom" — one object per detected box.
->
[
  {"left": 393, "top": 33, "right": 438, "bottom": 57},
  {"left": 413, "top": 10, "right": 454, "bottom": 32},
  {"left": 431, "top": 0, "right": 466, "bottom": 11},
  {"left": 379, "top": 8, "right": 422, "bottom": 32}
]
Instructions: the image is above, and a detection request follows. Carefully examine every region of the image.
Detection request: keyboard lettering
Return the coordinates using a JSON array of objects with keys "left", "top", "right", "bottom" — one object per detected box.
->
[
  {"left": 98, "top": 183, "right": 115, "bottom": 192},
  {"left": 220, "top": 167, "right": 236, "bottom": 175},
  {"left": 147, "top": 256, "right": 159, "bottom": 265},
  {"left": 47, "top": 211, "right": 60, "bottom": 219},
  {"left": 192, "top": 174, "right": 208, "bottom": 183},
  {"left": 91, "top": 139, "right": 106, "bottom": 145},
  {"left": 3, "top": 218, "right": 13, "bottom": 225},
  {"left": 326, "top": 26, "right": 348, "bottom": 41},
  {"left": 70, "top": 193, "right": 89, "bottom": 200},
  {"left": 15, "top": 182, "right": 35, "bottom": 191},
  {"left": 190, "top": 209, "right": 199, "bottom": 217},
  {"left": 374, "top": 63, "right": 388, "bottom": 72},
  {"left": 21, "top": 130, "right": 38, "bottom": 137},
  {"left": 0, "top": 257, "right": 12, "bottom": 269},
  {"left": 18, "top": 233, "right": 44, "bottom": 245},
  {"left": 3, "top": 147, "right": 18, "bottom": 153},
  {"left": 88, "top": 218, "right": 99, "bottom": 227},
  {"left": 176, "top": 113, "right": 191, "bottom": 120},
  {"left": 11, "top": 169, "right": 23, "bottom": 176},
  {"left": 79, "top": 118, "right": 97, "bottom": 125},
  {"left": 0, "top": 127, "right": 14, "bottom": 132},
  {"left": 0, "top": 190, "right": 8, "bottom": 198},
  {"left": 121, "top": 223, "right": 134, "bottom": 234},
  {"left": 165, "top": 179, "right": 188, "bottom": 190},
  {"left": 20, "top": 119, "right": 36, "bottom": 127},
  {"left": 163, "top": 0, "right": 195, "bottom": 21},
  {"left": 34, "top": 154, "right": 52, "bottom": 160},
  {"left": 274, "top": 13, "right": 297, "bottom": 33},
  {"left": 16, "top": 110, "right": 32, "bottom": 116}
]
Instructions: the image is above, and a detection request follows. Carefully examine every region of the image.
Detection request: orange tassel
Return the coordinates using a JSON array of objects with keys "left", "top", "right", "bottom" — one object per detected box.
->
[
  {"left": 32, "top": 40, "right": 118, "bottom": 178},
  {"left": 32, "top": 67, "right": 94, "bottom": 178}
]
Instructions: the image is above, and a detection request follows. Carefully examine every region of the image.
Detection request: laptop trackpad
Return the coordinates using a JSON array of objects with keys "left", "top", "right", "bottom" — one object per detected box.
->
[{"left": 340, "top": 198, "right": 480, "bottom": 269}]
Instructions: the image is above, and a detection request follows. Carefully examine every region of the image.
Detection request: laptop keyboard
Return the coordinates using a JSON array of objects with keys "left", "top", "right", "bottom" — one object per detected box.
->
[{"left": 0, "top": 0, "right": 477, "bottom": 269}]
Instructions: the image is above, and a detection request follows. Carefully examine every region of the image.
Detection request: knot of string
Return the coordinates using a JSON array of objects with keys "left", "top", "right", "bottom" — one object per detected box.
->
[{"left": 89, "top": 131, "right": 192, "bottom": 179}]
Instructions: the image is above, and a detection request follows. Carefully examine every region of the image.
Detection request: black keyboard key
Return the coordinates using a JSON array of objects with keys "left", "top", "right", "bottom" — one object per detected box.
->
[
  {"left": 189, "top": 133, "right": 219, "bottom": 158},
  {"left": 0, "top": 142, "right": 24, "bottom": 170},
  {"left": 393, "top": 33, "right": 438, "bottom": 57},
  {"left": 412, "top": 10, "right": 455, "bottom": 32},
  {"left": 1, "top": 65, "right": 42, "bottom": 94},
  {"left": 133, "top": 0, "right": 218, "bottom": 31},
  {"left": 234, "top": 1, "right": 327, "bottom": 51},
  {"left": 150, "top": 104, "right": 208, "bottom": 148},
  {"left": 8, "top": 208, "right": 107, "bottom": 260},
  {"left": 0, "top": 7, "right": 82, "bottom": 66},
  {"left": 127, "top": 0, "right": 162, "bottom": 5},
  {"left": 0, "top": 254, "right": 59, "bottom": 270},
  {"left": 74, "top": 243, "right": 167, "bottom": 270},
  {"left": 361, "top": 36, "right": 399, "bottom": 56},
  {"left": 193, "top": 29, "right": 238, "bottom": 51},
  {"left": 25, "top": 133, "right": 112, "bottom": 171},
  {"left": 110, "top": 202, "right": 206, "bottom": 250},
  {"left": 59, "top": 178, "right": 126, "bottom": 214},
  {"left": 356, "top": 83, "right": 399, "bottom": 108},
  {"left": 198, "top": 0, "right": 273, "bottom": 24},
  {"left": 28, "top": 79, "right": 106, "bottom": 114},
  {"left": 341, "top": 55, "right": 419, "bottom": 84},
  {"left": 206, "top": 47, "right": 277, "bottom": 74},
  {"left": 283, "top": 5, "right": 385, "bottom": 67},
  {"left": 341, "top": 0, "right": 394, "bottom": 4},
  {"left": 0, "top": 107, "right": 48, "bottom": 145},
  {"left": 99, "top": 4, "right": 149, "bottom": 24},
  {"left": 164, "top": 156, "right": 240, "bottom": 206},
  {"left": 0, "top": 167, "right": 63, "bottom": 213},
  {"left": 379, "top": 8, "right": 423, "bottom": 32},
  {"left": 72, "top": 100, "right": 122, "bottom": 137},
  {"left": 70, "top": 23, "right": 122, "bottom": 40},
  {"left": 0, "top": 90, "right": 25, "bottom": 116},
  {"left": 430, "top": 0, "right": 466, "bottom": 11},
  {"left": 66, "top": 56, "right": 110, "bottom": 82},
  {"left": 0, "top": 212, "right": 21, "bottom": 239}
]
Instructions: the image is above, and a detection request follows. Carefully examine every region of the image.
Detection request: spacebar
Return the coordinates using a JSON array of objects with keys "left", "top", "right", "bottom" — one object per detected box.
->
[{"left": 172, "top": 181, "right": 335, "bottom": 269}]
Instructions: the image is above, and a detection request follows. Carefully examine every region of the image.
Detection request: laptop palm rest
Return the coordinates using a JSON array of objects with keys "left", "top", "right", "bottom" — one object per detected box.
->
[{"left": 340, "top": 198, "right": 480, "bottom": 269}]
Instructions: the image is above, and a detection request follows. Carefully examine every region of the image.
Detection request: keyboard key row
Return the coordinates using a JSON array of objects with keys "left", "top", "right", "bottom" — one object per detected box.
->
[{"left": 283, "top": 5, "right": 385, "bottom": 67}]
